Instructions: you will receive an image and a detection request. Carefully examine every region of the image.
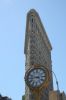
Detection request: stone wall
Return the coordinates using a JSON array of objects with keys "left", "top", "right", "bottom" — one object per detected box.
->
[{"left": 25, "top": 9, "right": 53, "bottom": 100}]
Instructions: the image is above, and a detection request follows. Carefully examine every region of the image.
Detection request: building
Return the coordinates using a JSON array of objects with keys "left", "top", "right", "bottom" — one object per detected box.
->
[
  {"left": 24, "top": 9, "right": 66, "bottom": 100},
  {"left": 24, "top": 9, "right": 53, "bottom": 100}
]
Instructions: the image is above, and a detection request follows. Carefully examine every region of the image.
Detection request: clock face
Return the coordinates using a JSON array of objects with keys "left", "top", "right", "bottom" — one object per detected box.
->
[{"left": 25, "top": 68, "right": 46, "bottom": 88}]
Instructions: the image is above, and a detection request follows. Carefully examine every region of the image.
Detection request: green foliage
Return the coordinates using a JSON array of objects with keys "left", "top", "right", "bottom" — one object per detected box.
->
[{"left": 22, "top": 95, "right": 25, "bottom": 100}]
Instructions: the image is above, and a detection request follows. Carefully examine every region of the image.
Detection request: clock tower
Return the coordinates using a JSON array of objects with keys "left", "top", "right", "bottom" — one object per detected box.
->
[{"left": 24, "top": 9, "right": 53, "bottom": 100}]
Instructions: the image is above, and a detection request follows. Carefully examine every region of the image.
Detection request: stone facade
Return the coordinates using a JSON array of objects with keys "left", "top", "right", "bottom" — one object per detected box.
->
[
  {"left": 24, "top": 9, "right": 53, "bottom": 100},
  {"left": 49, "top": 91, "right": 66, "bottom": 100}
]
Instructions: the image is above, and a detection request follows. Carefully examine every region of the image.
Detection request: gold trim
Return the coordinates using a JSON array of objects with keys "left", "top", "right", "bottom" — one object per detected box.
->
[
  {"left": 25, "top": 64, "right": 51, "bottom": 90},
  {"left": 25, "top": 64, "right": 51, "bottom": 100}
]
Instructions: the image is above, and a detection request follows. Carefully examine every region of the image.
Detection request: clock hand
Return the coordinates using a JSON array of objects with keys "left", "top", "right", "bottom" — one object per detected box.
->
[{"left": 35, "top": 76, "right": 39, "bottom": 78}]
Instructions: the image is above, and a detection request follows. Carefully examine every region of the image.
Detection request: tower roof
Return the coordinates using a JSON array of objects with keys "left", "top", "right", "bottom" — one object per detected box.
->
[{"left": 24, "top": 9, "right": 52, "bottom": 54}]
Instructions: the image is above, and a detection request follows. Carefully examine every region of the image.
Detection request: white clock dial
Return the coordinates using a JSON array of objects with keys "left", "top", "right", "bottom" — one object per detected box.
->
[{"left": 27, "top": 68, "right": 46, "bottom": 88}]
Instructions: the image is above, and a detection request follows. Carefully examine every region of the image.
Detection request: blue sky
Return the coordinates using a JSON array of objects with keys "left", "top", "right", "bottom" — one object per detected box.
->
[{"left": 0, "top": 0, "right": 66, "bottom": 100}]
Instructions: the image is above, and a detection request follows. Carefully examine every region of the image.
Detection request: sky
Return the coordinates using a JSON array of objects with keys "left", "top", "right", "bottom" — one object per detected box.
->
[{"left": 0, "top": 0, "right": 66, "bottom": 100}]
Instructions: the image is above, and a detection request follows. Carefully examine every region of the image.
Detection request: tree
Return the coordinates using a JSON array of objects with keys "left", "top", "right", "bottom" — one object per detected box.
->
[{"left": 22, "top": 95, "right": 25, "bottom": 100}]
